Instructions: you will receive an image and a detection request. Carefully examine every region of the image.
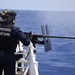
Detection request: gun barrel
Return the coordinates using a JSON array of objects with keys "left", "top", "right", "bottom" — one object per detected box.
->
[
  {"left": 45, "top": 35, "right": 75, "bottom": 39},
  {"left": 24, "top": 32, "right": 75, "bottom": 39}
]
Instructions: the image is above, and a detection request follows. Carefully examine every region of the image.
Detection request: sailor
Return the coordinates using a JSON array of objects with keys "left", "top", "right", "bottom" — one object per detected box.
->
[{"left": 0, "top": 9, "right": 33, "bottom": 75}]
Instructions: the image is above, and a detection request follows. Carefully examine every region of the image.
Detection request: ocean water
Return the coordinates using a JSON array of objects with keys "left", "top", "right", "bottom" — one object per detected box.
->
[
  {"left": 15, "top": 10, "right": 75, "bottom": 75},
  {"left": 0, "top": 9, "right": 75, "bottom": 75}
]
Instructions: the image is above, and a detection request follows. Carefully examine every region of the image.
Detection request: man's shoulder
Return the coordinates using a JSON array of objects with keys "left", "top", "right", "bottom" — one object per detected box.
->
[
  {"left": 13, "top": 26, "right": 20, "bottom": 30},
  {"left": 12, "top": 26, "right": 22, "bottom": 33},
  {"left": 13, "top": 26, "right": 19, "bottom": 29}
]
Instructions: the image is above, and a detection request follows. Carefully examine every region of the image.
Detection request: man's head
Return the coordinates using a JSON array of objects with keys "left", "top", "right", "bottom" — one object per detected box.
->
[{"left": 0, "top": 9, "right": 16, "bottom": 24}]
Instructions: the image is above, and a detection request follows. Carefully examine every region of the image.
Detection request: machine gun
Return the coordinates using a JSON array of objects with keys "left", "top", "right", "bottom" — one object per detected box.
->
[
  {"left": 24, "top": 25, "right": 75, "bottom": 52},
  {"left": 24, "top": 25, "right": 52, "bottom": 52}
]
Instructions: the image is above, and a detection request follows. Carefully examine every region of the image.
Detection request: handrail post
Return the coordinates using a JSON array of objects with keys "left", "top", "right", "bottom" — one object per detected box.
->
[{"left": 28, "top": 46, "right": 39, "bottom": 75}]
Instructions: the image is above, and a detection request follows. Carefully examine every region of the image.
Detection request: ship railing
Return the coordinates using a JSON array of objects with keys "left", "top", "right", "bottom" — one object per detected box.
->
[
  {"left": 15, "top": 46, "right": 39, "bottom": 75},
  {"left": 27, "top": 46, "right": 39, "bottom": 75}
]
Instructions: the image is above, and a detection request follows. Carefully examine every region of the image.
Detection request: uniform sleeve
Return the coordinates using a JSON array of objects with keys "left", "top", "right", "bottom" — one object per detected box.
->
[{"left": 13, "top": 26, "right": 30, "bottom": 46}]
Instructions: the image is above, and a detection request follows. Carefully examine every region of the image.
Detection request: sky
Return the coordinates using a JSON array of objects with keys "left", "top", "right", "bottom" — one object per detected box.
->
[{"left": 0, "top": 0, "right": 75, "bottom": 11}]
